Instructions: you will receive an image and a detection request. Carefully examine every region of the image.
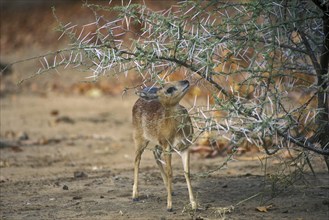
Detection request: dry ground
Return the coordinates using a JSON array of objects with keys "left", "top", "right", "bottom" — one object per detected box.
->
[{"left": 0, "top": 93, "right": 328, "bottom": 220}]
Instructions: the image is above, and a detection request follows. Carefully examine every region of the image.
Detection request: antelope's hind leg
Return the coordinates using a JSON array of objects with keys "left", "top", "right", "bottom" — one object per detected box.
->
[
  {"left": 163, "top": 144, "right": 173, "bottom": 211},
  {"left": 153, "top": 145, "right": 168, "bottom": 188},
  {"left": 181, "top": 149, "right": 197, "bottom": 210}
]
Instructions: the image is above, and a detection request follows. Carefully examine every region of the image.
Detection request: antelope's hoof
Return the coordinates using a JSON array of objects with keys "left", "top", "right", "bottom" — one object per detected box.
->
[
  {"left": 191, "top": 203, "right": 198, "bottom": 210},
  {"left": 167, "top": 207, "right": 173, "bottom": 212},
  {"left": 132, "top": 198, "right": 139, "bottom": 202}
]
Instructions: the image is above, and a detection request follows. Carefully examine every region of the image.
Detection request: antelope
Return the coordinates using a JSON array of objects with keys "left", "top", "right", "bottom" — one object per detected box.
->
[{"left": 132, "top": 80, "right": 197, "bottom": 211}]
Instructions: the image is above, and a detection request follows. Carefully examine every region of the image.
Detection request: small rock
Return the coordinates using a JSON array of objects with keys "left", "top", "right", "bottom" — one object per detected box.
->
[
  {"left": 62, "top": 185, "right": 69, "bottom": 190},
  {"left": 55, "top": 116, "right": 75, "bottom": 124},
  {"left": 100, "top": 195, "right": 104, "bottom": 199},
  {"left": 73, "top": 196, "right": 82, "bottom": 200},
  {"left": 74, "top": 171, "right": 88, "bottom": 178},
  {"left": 323, "top": 199, "right": 329, "bottom": 206}
]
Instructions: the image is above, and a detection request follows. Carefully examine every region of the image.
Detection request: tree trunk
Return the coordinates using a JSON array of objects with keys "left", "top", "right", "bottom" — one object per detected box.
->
[{"left": 318, "top": 10, "right": 329, "bottom": 171}]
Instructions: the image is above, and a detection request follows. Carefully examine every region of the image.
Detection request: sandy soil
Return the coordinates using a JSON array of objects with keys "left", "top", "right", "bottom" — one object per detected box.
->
[
  {"left": 0, "top": 93, "right": 328, "bottom": 220},
  {"left": 1, "top": 1, "right": 328, "bottom": 219}
]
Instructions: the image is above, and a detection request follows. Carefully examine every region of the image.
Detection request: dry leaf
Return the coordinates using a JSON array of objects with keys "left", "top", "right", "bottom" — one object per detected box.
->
[
  {"left": 256, "top": 206, "right": 268, "bottom": 212},
  {"left": 50, "top": 109, "right": 59, "bottom": 116},
  {"left": 256, "top": 204, "right": 273, "bottom": 212}
]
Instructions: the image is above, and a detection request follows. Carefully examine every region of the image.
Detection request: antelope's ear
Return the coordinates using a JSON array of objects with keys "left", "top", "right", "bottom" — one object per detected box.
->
[{"left": 136, "top": 87, "right": 159, "bottom": 101}]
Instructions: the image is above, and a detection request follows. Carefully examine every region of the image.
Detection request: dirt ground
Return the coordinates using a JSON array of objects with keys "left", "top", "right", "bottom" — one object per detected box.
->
[
  {"left": 1, "top": 1, "right": 329, "bottom": 220},
  {"left": 0, "top": 93, "right": 328, "bottom": 220}
]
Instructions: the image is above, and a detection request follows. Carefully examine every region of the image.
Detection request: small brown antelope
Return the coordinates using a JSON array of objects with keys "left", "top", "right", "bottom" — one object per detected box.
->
[{"left": 132, "top": 80, "right": 197, "bottom": 211}]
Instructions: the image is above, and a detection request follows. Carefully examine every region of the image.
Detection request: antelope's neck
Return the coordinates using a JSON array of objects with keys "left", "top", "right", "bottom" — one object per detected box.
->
[{"left": 163, "top": 105, "right": 178, "bottom": 118}]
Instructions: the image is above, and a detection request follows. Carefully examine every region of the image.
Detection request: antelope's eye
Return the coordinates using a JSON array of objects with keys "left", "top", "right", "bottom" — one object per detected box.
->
[{"left": 166, "top": 86, "right": 176, "bottom": 94}]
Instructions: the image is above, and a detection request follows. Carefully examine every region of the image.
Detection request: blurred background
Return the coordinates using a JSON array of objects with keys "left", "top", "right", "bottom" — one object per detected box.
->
[
  {"left": 1, "top": 0, "right": 181, "bottom": 97},
  {"left": 1, "top": 0, "right": 112, "bottom": 96}
]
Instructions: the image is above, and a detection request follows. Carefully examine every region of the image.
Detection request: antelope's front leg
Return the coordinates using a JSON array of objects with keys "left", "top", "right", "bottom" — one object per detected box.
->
[
  {"left": 164, "top": 146, "right": 173, "bottom": 211},
  {"left": 132, "top": 140, "right": 148, "bottom": 201}
]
